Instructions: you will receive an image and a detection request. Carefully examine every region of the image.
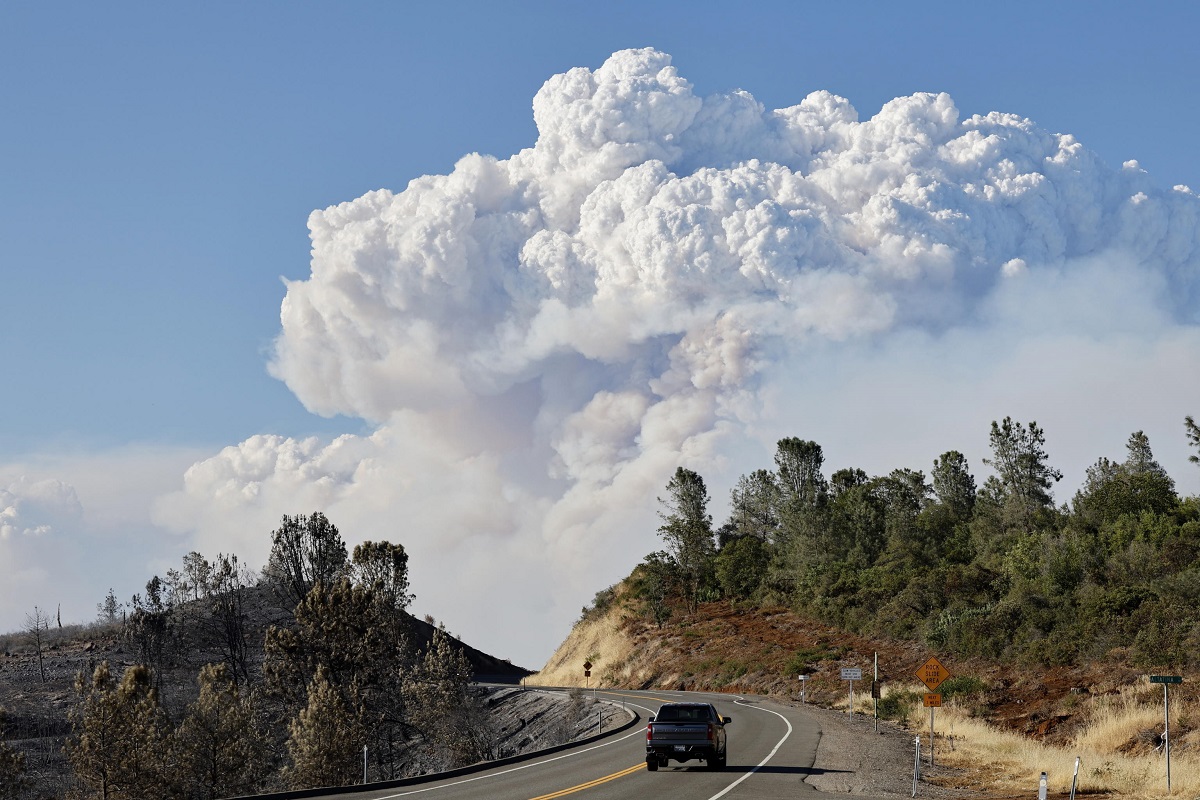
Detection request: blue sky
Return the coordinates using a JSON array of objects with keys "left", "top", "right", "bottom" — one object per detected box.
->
[
  {"left": 4, "top": 2, "right": 1197, "bottom": 453},
  {"left": 2, "top": 2, "right": 1198, "bottom": 664}
]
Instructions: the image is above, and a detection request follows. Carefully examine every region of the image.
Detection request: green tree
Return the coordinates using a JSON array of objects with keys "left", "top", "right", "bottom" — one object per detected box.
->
[
  {"left": 774, "top": 438, "right": 828, "bottom": 516},
  {"left": 726, "top": 470, "right": 780, "bottom": 544},
  {"left": 931, "top": 451, "right": 976, "bottom": 522},
  {"left": 983, "top": 417, "right": 1063, "bottom": 532},
  {"left": 772, "top": 438, "right": 830, "bottom": 573},
  {"left": 171, "top": 663, "right": 266, "bottom": 799},
  {"left": 657, "top": 467, "right": 715, "bottom": 612},
  {"left": 1074, "top": 431, "right": 1177, "bottom": 529},
  {"left": 631, "top": 551, "right": 676, "bottom": 627},
  {"left": 1186, "top": 415, "right": 1200, "bottom": 466},
  {"left": 264, "top": 512, "right": 348, "bottom": 611},
  {"left": 66, "top": 663, "right": 170, "bottom": 800},
  {"left": 714, "top": 535, "right": 769, "bottom": 599},
  {"left": 283, "top": 666, "right": 364, "bottom": 790},
  {"left": 879, "top": 468, "right": 931, "bottom": 566}
]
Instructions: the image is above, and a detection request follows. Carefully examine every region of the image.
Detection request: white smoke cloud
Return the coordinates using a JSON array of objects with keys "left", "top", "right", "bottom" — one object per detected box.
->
[
  {"left": 0, "top": 477, "right": 81, "bottom": 539},
  {"left": 0, "top": 447, "right": 205, "bottom": 633},
  {"left": 155, "top": 48, "right": 1200, "bottom": 666}
]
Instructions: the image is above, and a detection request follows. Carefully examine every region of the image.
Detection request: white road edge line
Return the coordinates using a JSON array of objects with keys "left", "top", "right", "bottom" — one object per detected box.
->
[
  {"left": 375, "top": 699, "right": 658, "bottom": 798},
  {"left": 706, "top": 696, "right": 794, "bottom": 800}
]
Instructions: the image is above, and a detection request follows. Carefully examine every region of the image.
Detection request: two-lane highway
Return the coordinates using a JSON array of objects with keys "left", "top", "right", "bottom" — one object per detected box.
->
[{"left": 307, "top": 689, "right": 889, "bottom": 800}]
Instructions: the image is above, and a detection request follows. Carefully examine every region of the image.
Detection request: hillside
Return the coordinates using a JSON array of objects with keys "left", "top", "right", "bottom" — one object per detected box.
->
[
  {"left": 0, "top": 582, "right": 530, "bottom": 798},
  {"left": 533, "top": 581, "right": 1175, "bottom": 746}
]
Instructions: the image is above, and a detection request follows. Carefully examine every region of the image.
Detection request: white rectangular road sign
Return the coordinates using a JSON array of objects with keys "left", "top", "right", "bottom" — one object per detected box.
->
[{"left": 841, "top": 668, "right": 863, "bottom": 681}]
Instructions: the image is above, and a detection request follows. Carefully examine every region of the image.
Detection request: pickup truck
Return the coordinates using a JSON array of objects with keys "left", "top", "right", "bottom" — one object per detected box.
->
[{"left": 645, "top": 702, "right": 731, "bottom": 771}]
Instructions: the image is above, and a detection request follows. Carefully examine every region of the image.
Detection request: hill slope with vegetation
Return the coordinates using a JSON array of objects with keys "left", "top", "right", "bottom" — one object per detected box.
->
[
  {"left": 0, "top": 513, "right": 539, "bottom": 799},
  {"left": 629, "top": 417, "right": 1200, "bottom": 671}
]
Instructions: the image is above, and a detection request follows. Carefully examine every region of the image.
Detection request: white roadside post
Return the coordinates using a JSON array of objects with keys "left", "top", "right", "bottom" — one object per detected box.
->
[
  {"left": 363, "top": 745, "right": 368, "bottom": 784},
  {"left": 1070, "top": 756, "right": 1080, "bottom": 800},
  {"left": 1038, "top": 772, "right": 1047, "bottom": 800},
  {"left": 912, "top": 736, "right": 921, "bottom": 797},
  {"left": 799, "top": 674, "right": 808, "bottom": 704}
]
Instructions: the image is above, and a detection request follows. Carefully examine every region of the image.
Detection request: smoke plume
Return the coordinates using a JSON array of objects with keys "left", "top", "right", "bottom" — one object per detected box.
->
[{"left": 155, "top": 49, "right": 1200, "bottom": 665}]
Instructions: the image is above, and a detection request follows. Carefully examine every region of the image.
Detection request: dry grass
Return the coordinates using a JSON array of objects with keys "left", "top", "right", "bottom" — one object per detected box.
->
[
  {"left": 529, "top": 602, "right": 635, "bottom": 687},
  {"left": 907, "top": 683, "right": 1198, "bottom": 800}
]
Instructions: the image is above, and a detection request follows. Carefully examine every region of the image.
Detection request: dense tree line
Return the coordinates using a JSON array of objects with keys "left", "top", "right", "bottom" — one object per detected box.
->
[
  {"left": 634, "top": 417, "right": 1200, "bottom": 668},
  {"left": 62, "top": 513, "right": 491, "bottom": 799}
]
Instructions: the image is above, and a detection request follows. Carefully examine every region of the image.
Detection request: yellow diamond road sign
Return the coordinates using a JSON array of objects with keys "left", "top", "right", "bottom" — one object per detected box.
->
[{"left": 917, "top": 657, "right": 950, "bottom": 691}]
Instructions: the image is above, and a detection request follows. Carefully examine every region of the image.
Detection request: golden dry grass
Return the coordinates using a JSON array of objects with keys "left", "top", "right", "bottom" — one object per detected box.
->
[
  {"left": 903, "top": 683, "right": 1198, "bottom": 799},
  {"left": 529, "top": 602, "right": 635, "bottom": 687}
]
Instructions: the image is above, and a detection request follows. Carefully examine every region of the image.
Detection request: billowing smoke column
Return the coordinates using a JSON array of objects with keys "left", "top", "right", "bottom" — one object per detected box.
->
[{"left": 156, "top": 48, "right": 1200, "bottom": 664}]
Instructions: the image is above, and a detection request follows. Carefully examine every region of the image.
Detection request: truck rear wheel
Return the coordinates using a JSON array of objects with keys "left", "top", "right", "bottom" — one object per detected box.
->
[{"left": 646, "top": 758, "right": 658, "bottom": 772}]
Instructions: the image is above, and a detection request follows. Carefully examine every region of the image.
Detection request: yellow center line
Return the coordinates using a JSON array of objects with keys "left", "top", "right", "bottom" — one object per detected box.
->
[{"left": 525, "top": 762, "right": 646, "bottom": 800}]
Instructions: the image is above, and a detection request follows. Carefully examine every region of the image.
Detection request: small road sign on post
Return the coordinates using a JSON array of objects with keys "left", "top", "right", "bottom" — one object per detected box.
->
[
  {"left": 1150, "top": 675, "right": 1182, "bottom": 791},
  {"left": 842, "top": 667, "right": 862, "bottom": 718}
]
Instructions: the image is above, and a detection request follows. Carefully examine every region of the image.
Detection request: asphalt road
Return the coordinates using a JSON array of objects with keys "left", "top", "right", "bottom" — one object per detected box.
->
[{"left": 307, "top": 688, "right": 900, "bottom": 800}]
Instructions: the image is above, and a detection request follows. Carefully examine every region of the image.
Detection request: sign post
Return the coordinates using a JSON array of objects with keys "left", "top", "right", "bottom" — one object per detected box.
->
[
  {"left": 841, "top": 667, "right": 863, "bottom": 718},
  {"left": 873, "top": 652, "right": 879, "bottom": 732},
  {"left": 798, "top": 674, "right": 808, "bottom": 704},
  {"left": 583, "top": 660, "right": 592, "bottom": 689},
  {"left": 916, "top": 657, "right": 951, "bottom": 767},
  {"left": 1150, "top": 675, "right": 1182, "bottom": 791}
]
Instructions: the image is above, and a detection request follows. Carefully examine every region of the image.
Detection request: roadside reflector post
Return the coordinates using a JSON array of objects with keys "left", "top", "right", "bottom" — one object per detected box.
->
[
  {"left": 598, "top": 709, "right": 603, "bottom": 734},
  {"left": 1038, "top": 771, "right": 1047, "bottom": 800},
  {"left": 799, "top": 674, "right": 808, "bottom": 705},
  {"left": 1070, "top": 756, "right": 1080, "bottom": 800},
  {"left": 363, "top": 745, "right": 368, "bottom": 784},
  {"left": 912, "top": 736, "right": 921, "bottom": 796}
]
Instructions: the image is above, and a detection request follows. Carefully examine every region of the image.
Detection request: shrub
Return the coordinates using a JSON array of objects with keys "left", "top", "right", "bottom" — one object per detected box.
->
[
  {"left": 877, "top": 689, "right": 920, "bottom": 721},
  {"left": 939, "top": 675, "right": 987, "bottom": 699}
]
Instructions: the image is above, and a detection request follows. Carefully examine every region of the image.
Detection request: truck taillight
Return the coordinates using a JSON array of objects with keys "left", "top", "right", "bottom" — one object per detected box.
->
[
  {"left": 647, "top": 725, "right": 653, "bottom": 743},
  {"left": 708, "top": 723, "right": 716, "bottom": 742}
]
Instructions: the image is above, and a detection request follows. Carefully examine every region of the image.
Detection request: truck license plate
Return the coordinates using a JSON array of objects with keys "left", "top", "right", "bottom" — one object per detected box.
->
[{"left": 673, "top": 745, "right": 687, "bottom": 752}]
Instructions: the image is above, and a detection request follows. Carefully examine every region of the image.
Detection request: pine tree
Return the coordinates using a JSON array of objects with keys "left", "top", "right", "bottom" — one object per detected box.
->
[
  {"left": 983, "top": 417, "right": 1062, "bottom": 532},
  {"left": 171, "top": 663, "right": 266, "bottom": 800},
  {"left": 283, "top": 667, "right": 363, "bottom": 790},
  {"left": 657, "top": 467, "right": 715, "bottom": 612},
  {"left": 66, "top": 662, "right": 169, "bottom": 800},
  {"left": 1186, "top": 415, "right": 1200, "bottom": 466},
  {"left": 405, "top": 628, "right": 490, "bottom": 772}
]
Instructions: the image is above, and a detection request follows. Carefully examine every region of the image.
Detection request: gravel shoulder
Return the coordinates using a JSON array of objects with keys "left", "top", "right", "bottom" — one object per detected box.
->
[{"left": 786, "top": 701, "right": 979, "bottom": 799}]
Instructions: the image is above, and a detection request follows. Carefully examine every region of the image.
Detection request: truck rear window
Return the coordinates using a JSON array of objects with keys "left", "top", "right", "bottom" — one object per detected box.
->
[{"left": 655, "top": 706, "right": 709, "bottom": 722}]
